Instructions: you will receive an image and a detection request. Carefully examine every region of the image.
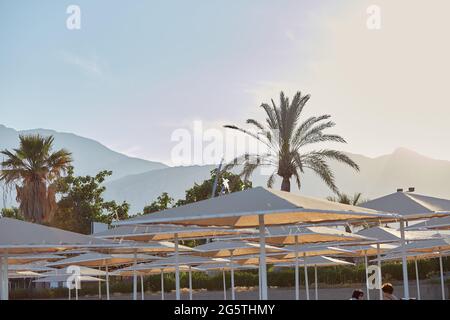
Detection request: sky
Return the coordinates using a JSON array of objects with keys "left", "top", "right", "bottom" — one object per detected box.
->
[{"left": 1, "top": 0, "right": 450, "bottom": 166}]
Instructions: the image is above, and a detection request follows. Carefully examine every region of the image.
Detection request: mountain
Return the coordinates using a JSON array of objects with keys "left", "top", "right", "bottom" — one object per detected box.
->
[
  {"left": 0, "top": 124, "right": 168, "bottom": 180},
  {"left": 103, "top": 148, "right": 450, "bottom": 213},
  {"left": 2, "top": 124, "right": 450, "bottom": 215}
]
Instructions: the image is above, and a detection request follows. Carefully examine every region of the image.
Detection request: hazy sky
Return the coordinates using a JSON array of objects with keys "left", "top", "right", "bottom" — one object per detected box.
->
[{"left": 1, "top": 0, "right": 450, "bottom": 165}]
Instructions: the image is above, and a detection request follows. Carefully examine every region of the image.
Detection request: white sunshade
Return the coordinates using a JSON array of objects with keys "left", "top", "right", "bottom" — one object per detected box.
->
[
  {"left": 135, "top": 255, "right": 228, "bottom": 268},
  {"left": 40, "top": 265, "right": 107, "bottom": 277},
  {"left": 280, "top": 244, "right": 355, "bottom": 259},
  {"left": 193, "top": 240, "right": 287, "bottom": 257},
  {"left": 194, "top": 263, "right": 258, "bottom": 271},
  {"left": 0, "top": 217, "right": 117, "bottom": 254},
  {"left": 385, "top": 238, "right": 450, "bottom": 254},
  {"left": 94, "top": 240, "right": 195, "bottom": 254},
  {"left": 8, "top": 263, "right": 56, "bottom": 272},
  {"left": 337, "top": 243, "right": 398, "bottom": 256},
  {"left": 34, "top": 275, "right": 104, "bottom": 283},
  {"left": 8, "top": 271, "right": 44, "bottom": 279},
  {"left": 93, "top": 225, "right": 257, "bottom": 241},
  {"left": 7, "top": 253, "right": 64, "bottom": 265},
  {"left": 114, "top": 187, "right": 399, "bottom": 228},
  {"left": 406, "top": 216, "right": 450, "bottom": 231},
  {"left": 46, "top": 252, "right": 161, "bottom": 268},
  {"left": 222, "top": 225, "right": 372, "bottom": 245},
  {"left": 112, "top": 264, "right": 193, "bottom": 276},
  {"left": 356, "top": 226, "right": 448, "bottom": 243},
  {"left": 371, "top": 250, "right": 450, "bottom": 263},
  {"left": 361, "top": 191, "right": 450, "bottom": 220},
  {"left": 274, "top": 256, "right": 354, "bottom": 267}
]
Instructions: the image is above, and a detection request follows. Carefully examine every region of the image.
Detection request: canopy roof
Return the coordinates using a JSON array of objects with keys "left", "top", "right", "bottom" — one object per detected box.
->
[
  {"left": 356, "top": 226, "right": 447, "bottom": 243},
  {"left": 274, "top": 256, "right": 354, "bottom": 267},
  {"left": 193, "top": 240, "right": 286, "bottom": 257},
  {"left": 194, "top": 263, "right": 258, "bottom": 271},
  {"left": 387, "top": 238, "right": 450, "bottom": 254},
  {"left": 361, "top": 191, "right": 450, "bottom": 219},
  {"left": 8, "top": 271, "right": 43, "bottom": 279},
  {"left": 112, "top": 264, "right": 193, "bottom": 276},
  {"left": 137, "top": 255, "right": 228, "bottom": 268},
  {"left": 9, "top": 263, "right": 56, "bottom": 272},
  {"left": 0, "top": 217, "right": 116, "bottom": 254},
  {"left": 115, "top": 187, "right": 398, "bottom": 228},
  {"left": 93, "top": 240, "right": 195, "bottom": 254},
  {"left": 34, "top": 275, "right": 104, "bottom": 283},
  {"left": 338, "top": 243, "right": 398, "bottom": 256},
  {"left": 93, "top": 225, "right": 257, "bottom": 241},
  {"left": 46, "top": 252, "right": 161, "bottom": 268},
  {"left": 406, "top": 216, "right": 450, "bottom": 231},
  {"left": 40, "top": 265, "right": 107, "bottom": 276},
  {"left": 7, "top": 253, "right": 63, "bottom": 265},
  {"left": 232, "top": 254, "right": 288, "bottom": 265},
  {"left": 280, "top": 244, "right": 355, "bottom": 259},
  {"left": 371, "top": 250, "right": 450, "bottom": 263},
  {"left": 224, "top": 225, "right": 371, "bottom": 245}
]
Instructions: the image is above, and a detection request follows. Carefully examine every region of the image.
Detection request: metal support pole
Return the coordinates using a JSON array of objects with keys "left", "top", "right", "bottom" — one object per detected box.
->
[
  {"left": 175, "top": 233, "right": 181, "bottom": 300},
  {"left": 303, "top": 253, "right": 310, "bottom": 300},
  {"left": 295, "top": 236, "right": 299, "bottom": 300},
  {"left": 399, "top": 220, "right": 410, "bottom": 299},
  {"left": 0, "top": 255, "right": 9, "bottom": 300},
  {"left": 141, "top": 274, "right": 144, "bottom": 300},
  {"left": 161, "top": 270, "right": 165, "bottom": 300},
  {"left": 377, "top": 243, "right": 382, "bottom": 300},
  {"left": 222, "top": 270, "right": 227, "bottom": 300},
  {"left": 133, "top": 251, "right": 137, "bottom": 300},
  {"left": 189, "top": 266, "right": 193, "bottom": 300},
  {"left": 230, "top": 252, "right": 235, "bottom": 300},
  {"left": 364, "top": 254, "right": 370, "bottom": 300},
  {"left": 106, "top": 264, "right": 110, "bottom": 300},
  {"left": 258, "top": 214, "right": 268, "bottom": 300},
  {"left": 314, "top": 265, "right": 318, "bottom": 300},
  {"left": 414, "top": 257, "right": 421, "bottom": 300},
  {"left": 439, "top": 252, "right": 445, "bottom": 300}
]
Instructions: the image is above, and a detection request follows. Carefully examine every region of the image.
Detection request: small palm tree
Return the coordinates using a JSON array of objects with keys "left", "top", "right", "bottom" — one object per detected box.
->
[
  {"left": 224, "top": 91, "right": 359, "bottom": 192},
  {"left": 327, "top": 192, "right": 365, "bottom": 206},
  {"left": 0, "top": 134, "right": 72, "bottom": 223}
]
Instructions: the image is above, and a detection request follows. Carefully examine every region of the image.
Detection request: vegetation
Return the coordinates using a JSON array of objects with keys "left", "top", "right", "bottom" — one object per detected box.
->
[
  {"left": 51, "top": 166, "right": 130, "bottom": 234},
  {"left": 0, "top": 134, "right": 72, "bottom": 223},
  {"left": 143, "top": 192, "right": 174, "bottom": 214},
  {"left": 224, "top": 91, "right": 359, "bottom": 193},
  {"left": 0, "top": 207, "right": 23, "bottom": 220}
]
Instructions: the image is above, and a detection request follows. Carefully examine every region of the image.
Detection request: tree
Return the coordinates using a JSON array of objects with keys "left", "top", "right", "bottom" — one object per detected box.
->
[
  {"left": 175, "top": 169, "right": 252, "bottom": 206},
  {"left": 143, "top": 192, "right": 174, "bottom": 214},
  {"left": 51, "top": 166, "right": 129, "bottom": 234},
  {"left": 0, "top": 207, "right": 23, "bottom": 220},
  {"left": 0, "top": 134, "right": 72, "bottom": 223},
  {"left": 224, "top": 91, "right": 359, "bottom": 193},
  {"left": 327, "top": 192, "right": 368, "bottom": 232}
]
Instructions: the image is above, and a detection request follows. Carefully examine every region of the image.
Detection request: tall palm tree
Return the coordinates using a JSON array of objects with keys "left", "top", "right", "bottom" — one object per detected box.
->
[
  {"left": 224, "top": 91, "right": 359, "bottom": 192},
  {"left": 0, "top": 134, "right": 72, "bottom": 223}
]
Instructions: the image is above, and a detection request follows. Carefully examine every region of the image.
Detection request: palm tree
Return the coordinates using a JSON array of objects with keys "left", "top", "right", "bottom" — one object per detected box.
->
[
  {"left": 224, "top": 91, "right": 359, "bottom": 192},
  {"left": 326, "top": 192, "right": 365, "bottom": 206},
  {"left": 0, "top": 134, "right": 72, "bottom": 223}
]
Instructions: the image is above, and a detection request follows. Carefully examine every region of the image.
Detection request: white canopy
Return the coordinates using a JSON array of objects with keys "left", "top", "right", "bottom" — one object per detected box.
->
[
  {"left": 274, "top": 256, "right": 354, "bottom": 267},
  {"left": 406, "top": 216, "right": 450, "bottom": 231},
  {"left": 356, "top": 226, "right": 447, "bottom": 243},
  {"left": 193, "top": 240, "right": 286, "bottom": 257},
  {"left": 40, "top": 265, "right": 107, "bottom": 277},
  {"left": 47, "top": 252, "right": 161, "bottom": 267},
  {"left": 361, "top": 191, "right": 450, "bottom": 220}
]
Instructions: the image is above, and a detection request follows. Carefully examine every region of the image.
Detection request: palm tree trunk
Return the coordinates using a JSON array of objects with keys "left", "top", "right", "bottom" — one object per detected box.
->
[{"left": 281, "top": 176, "right": 291, "bottom": 192}]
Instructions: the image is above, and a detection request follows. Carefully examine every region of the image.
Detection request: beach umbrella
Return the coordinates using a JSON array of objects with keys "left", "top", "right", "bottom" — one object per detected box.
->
[
  {"left": 94, "top": 224, "right": 254, "bottom": 300},
  {"left": 0, "top": 217, "right": 119, "bottom": 300},
  {"left": 361, "top": 190, "right": 450, "bottom": 299},
  {"left": 384, "top": 238, "right": 450, "bottom": 300},
  {"left": 406, "top": 216, "right": 450, "bottom": 231},
  {"left": 34, "top": 274, "right": 104, "bottom": 300},
  {"left": 278, "top": 244, "right": 355, "bottom": 300},
  {"left": 223, "top": 225, "right": 370, "bottom": 300},
  {"left": 275, "top": 256, "right": 354, "bottom": 300},
  {"left": 115, "top": 187, "right": 398, "bottom": 300}
]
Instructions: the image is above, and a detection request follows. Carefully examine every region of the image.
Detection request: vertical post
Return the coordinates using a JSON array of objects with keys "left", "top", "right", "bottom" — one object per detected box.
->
[
  {"left": 314, "top": 265, "right": 318, "bottom": 300},
  {"left": 106, "top": 264, "right": 110, "bottom": 300},
  {"left": 75, "top": 285, "right": 79, "bottom": 300},
  {"left": 414, "top": 257, "right": 421, "bottom": 300},
  {"left": 439, "top": 252, "right": 445, "bottom": 300},
  {"left": 377, "top": 243, "right": 382, "bottom": 300},
  {"left": 98, "top": 266, "right": 102, "bottom": 300},
  {"left": 230, "top": 252, "right": 235, "bottom": 300},
  {"left": 258, "top": 265, "right": 261, "bottom": 300},
  {"left": 68, "top": 288, "right": 71, "bottom": 300},
  {"left": 294, "top": 236, "right": 299, "bottom": 300},
  {"left": 222, "top": 270, "right": 227, "bottom": 300},
  {"left": 133, "top": 251, "right": 137, "bottom": 300},
  {"left": 188, "top": 266, "right": 193, "bottom": 300},
  {"left": 258, "top": 214, "right": 268, "bottom": 300},
  {"left": 303, "top": 253, "right": 310, "bottom": 300},
  {"left": 399, "top": 220, "right": 410, "bottom": 299},
  {"left": 140, "top": 274, "right": 144, "bottom": 300},
  {"left": 161, "top": 269, "right": 165, "bottom": 300},
  {"left": 174, "top": 233, "right": 181, "bottom": 300},
  {"left": 364, "top": 254, "right": 370, "bottom": 300},
  {"left": 0, "top": 255, "right": 9, "bottom": 300}
]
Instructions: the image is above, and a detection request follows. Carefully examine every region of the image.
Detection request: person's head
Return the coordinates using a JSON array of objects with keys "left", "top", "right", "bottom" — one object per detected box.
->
[
  {"left": 352, "top": 289, "right": 364, "bottom": 300},
  {"left": 382, "top": 283, "right": 394, "bottom": 295}
]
